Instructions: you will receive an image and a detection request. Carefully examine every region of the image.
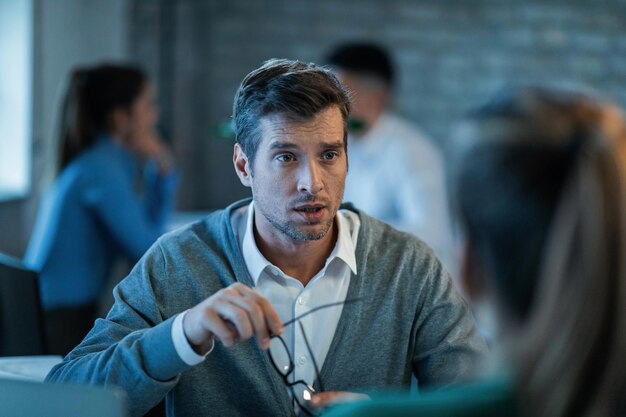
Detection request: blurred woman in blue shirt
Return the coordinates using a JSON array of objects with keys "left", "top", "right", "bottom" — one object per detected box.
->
[{"left": 25, "top": 64, "right": 178, "bottom": 355}]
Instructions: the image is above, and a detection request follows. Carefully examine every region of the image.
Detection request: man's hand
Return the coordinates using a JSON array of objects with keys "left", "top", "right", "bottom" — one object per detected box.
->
[
  {"left": 183, "top": 283, "right": 284, "bottom": 355},
  {"left": 310, "top": 391, "right": 370, "bottom": 409}
]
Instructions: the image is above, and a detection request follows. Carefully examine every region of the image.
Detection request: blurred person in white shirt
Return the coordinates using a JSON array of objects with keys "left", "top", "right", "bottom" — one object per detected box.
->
[{"left": 326, "top": 42, "right": 456, "bottom": 275}]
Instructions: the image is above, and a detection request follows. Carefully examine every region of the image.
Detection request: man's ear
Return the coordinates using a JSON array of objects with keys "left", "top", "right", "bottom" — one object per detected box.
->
[
  {"left": 233, "top": 143, "right": 252, "bottom": 187},
  {"left": 459, "top": 241, "right": 487, "bottom": 300}
]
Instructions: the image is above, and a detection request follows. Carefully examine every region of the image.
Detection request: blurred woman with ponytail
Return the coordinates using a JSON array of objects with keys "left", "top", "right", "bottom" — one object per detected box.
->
[
  {"left": 449, "top": 87, "right": 626, "bottom": 417},
  {"left": 25, "top": 64, "right": 178, "bottom": 355},
  {"left": 323, "top": 87, "right": 626, "bottom": 417}
]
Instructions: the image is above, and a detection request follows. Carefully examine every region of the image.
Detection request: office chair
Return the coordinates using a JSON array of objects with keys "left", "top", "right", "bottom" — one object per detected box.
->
[{"left": 0, "top": 251, "right": 46, "bottom": 356}]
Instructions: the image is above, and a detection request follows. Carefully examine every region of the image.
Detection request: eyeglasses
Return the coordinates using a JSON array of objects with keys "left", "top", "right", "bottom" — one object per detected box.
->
[{"left": 267, "top": 298, "right": 362, "bottom": 416}]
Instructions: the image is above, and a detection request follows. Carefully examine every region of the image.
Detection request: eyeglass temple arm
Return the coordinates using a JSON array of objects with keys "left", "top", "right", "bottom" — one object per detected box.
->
[
  {"left": 281, "top": 297, "right": 363, "bottom": 328},
  {"left": 297, "top": 321, "right": 325, "bottom": 392}
]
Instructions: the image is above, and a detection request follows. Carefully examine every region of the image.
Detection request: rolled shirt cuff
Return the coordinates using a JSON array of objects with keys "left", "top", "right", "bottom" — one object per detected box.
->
[{"left": 171, "top": 310, "right": 214, "bottom": 366}]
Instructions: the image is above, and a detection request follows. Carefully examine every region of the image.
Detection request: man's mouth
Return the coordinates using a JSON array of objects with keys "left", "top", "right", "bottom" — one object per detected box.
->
[
  {"left": 295, "top": 206, "right": 323, "bottom": 213},
  {"left": 294, "top": 203, "right": 326, "bottom": 212},
  {"left": 293, "top": 204, "right": 327, "bottom": 222}
]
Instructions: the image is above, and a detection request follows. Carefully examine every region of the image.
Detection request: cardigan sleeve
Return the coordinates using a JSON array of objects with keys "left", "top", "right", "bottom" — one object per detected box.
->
[
  {"left": 45, "top": 243, "right": 191, "bottom": 417},
  {"left": 411, "top": 258, "right": 489, "bottom": 386}
]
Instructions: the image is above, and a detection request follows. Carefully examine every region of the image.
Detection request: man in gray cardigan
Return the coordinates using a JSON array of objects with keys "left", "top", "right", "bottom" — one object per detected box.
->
[{"left": 47, "top": 59, "right": 486, "bottom": 417}]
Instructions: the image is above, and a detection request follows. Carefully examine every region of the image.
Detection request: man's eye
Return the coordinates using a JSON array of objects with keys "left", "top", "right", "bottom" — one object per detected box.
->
[
  {"left": 276, "top": 154, "right": 295, "bottom": 162},
  {"left": 322, "top": 151, "right": 338, "bottom": 160}
]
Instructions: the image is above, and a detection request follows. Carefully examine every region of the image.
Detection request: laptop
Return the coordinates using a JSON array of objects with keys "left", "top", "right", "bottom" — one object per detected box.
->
[{"left": 0, "top": 377, "right": 127, "bottom": 417}]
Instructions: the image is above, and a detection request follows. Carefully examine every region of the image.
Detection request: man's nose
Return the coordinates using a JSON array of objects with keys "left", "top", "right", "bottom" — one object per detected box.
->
[{"left": 297, "top": 160, "right": 324, "bottom": 194}]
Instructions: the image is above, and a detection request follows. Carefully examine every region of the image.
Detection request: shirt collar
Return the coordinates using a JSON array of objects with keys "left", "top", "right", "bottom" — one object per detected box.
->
[{"left": 241, "top": 201, "right": 358, "bottom": 285}]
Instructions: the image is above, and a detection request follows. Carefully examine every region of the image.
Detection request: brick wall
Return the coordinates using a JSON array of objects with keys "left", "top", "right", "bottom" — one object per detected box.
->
[{"left": 129, "top": 0, "right": 626, "bottom": 209}]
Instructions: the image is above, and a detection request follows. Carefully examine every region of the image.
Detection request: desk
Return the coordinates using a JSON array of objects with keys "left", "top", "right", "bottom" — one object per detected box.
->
[{"left": 0, "top": 355, "right": 62, "bottom": 381}]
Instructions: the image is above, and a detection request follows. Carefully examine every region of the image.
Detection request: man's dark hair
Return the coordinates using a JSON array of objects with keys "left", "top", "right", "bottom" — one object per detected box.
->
[
  {"left": 325, "top": 42, "right": 394, "bottom": 87},
  {"left": 232, "top": 58, "right": 351, "bottom": 170}
]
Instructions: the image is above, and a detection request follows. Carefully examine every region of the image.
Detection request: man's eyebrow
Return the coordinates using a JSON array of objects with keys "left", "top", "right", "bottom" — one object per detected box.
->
[
  {"left": 320, "top": 140, "right": 344, "bottom": 149},
  {"left": 267, "top": 140, "right": 345, "bottom": 151},
  {"left": 268, "top": 141, "right": 298, "bottom": 151}
]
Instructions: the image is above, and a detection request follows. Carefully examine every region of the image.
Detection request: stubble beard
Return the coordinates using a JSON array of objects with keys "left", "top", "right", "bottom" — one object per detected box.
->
[
  {"left": 256, "top": 198, "right": 334, "bottom": 242},
  {"left": 253, "top": 186, "right": 343, "bottom": 242},
  {"left": 264, "top": 211, "right": 334, "bottom": 241}
]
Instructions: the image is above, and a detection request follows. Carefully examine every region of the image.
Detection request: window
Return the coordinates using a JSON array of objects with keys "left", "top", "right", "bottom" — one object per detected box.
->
[{"left": 0, "top": 0, "right": 33, "bottom": 200}]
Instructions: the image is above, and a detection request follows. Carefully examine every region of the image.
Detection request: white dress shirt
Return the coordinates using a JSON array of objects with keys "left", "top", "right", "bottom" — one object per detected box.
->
[
  {"left": 343, "top": 112, "right": 457, "bottom": 276},
  {"left": 172, "top": 202, "right": 360, "bottom": 394}
]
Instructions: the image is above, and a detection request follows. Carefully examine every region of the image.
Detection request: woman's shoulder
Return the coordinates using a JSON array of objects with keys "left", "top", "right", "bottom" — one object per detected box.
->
[
  {"left": 87, "top": 137, "right": 134, "bottom": 165},
  {"left": 66, "top": 138, "right": 135, "bottom": 180}
]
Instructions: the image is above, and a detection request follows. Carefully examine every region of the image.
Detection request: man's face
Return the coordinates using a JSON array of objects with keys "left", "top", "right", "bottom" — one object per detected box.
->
[
  {"left": 336, "top": 70, "right": 388, "bottom": 137},
  {"left": 235, "top": 106, "right": 347, "bottom": 244}
]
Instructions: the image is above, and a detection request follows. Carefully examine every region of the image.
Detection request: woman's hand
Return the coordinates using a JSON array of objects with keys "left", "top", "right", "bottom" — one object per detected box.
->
[{"left": 132, "top": 129, "right": 174, "bottom": 174}]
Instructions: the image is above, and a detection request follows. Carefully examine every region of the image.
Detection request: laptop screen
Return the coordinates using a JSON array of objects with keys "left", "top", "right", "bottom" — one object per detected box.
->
[{"left": 0, "top": 378, "right": 127, "bottom": 417}]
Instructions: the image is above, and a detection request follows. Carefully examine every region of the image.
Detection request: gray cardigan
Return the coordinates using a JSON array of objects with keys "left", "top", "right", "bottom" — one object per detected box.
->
[{"left": 46, "top": 199, "right": 486, "bottom": 417}]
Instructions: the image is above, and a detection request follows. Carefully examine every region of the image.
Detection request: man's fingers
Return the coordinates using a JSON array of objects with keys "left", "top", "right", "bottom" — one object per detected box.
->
[
  {"left": 258, "top": 296, "right": 285, "bottom": 337},
  {"left": 200, "top": 309, "right": 238, "bottom": 347},
  {"left": 226, "top": 295, "right": 272, "bottom": 349},
  {"left": 230, "top": 284, "right": 284, "bottom": 341},
  {"left": 212, "top": 300, "right": 254, "bottom": 344},
  {"left": 238, "top": 288, "right": 284, "bottom": 337},
  {"left": 190, "top": 299, "right": 253, "bottom": 348},
  {"left": 183, "top": 283, "right": 283, "bottom": 351},
  {"left": 310, "top": 391, "right": 370, "bottom": 409}
]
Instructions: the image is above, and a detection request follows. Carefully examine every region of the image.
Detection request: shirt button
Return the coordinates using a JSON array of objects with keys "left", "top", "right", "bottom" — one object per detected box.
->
[
  {"left": 297, "top": 356, "right": 307, "bottom": 366},
  {"left": 297, "top": 297, "right": 304, "bottom": 305}
]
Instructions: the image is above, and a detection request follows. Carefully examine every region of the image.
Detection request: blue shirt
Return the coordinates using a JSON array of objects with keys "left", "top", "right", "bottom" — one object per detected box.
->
[{"left": 25, "top": 137, "right": 178, "bottom": 310}]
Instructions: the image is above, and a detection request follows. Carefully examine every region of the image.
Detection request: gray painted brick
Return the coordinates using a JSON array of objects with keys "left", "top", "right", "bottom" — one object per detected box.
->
[{"left": 128, "top": 0, "right": 626, "bottom": 209}]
